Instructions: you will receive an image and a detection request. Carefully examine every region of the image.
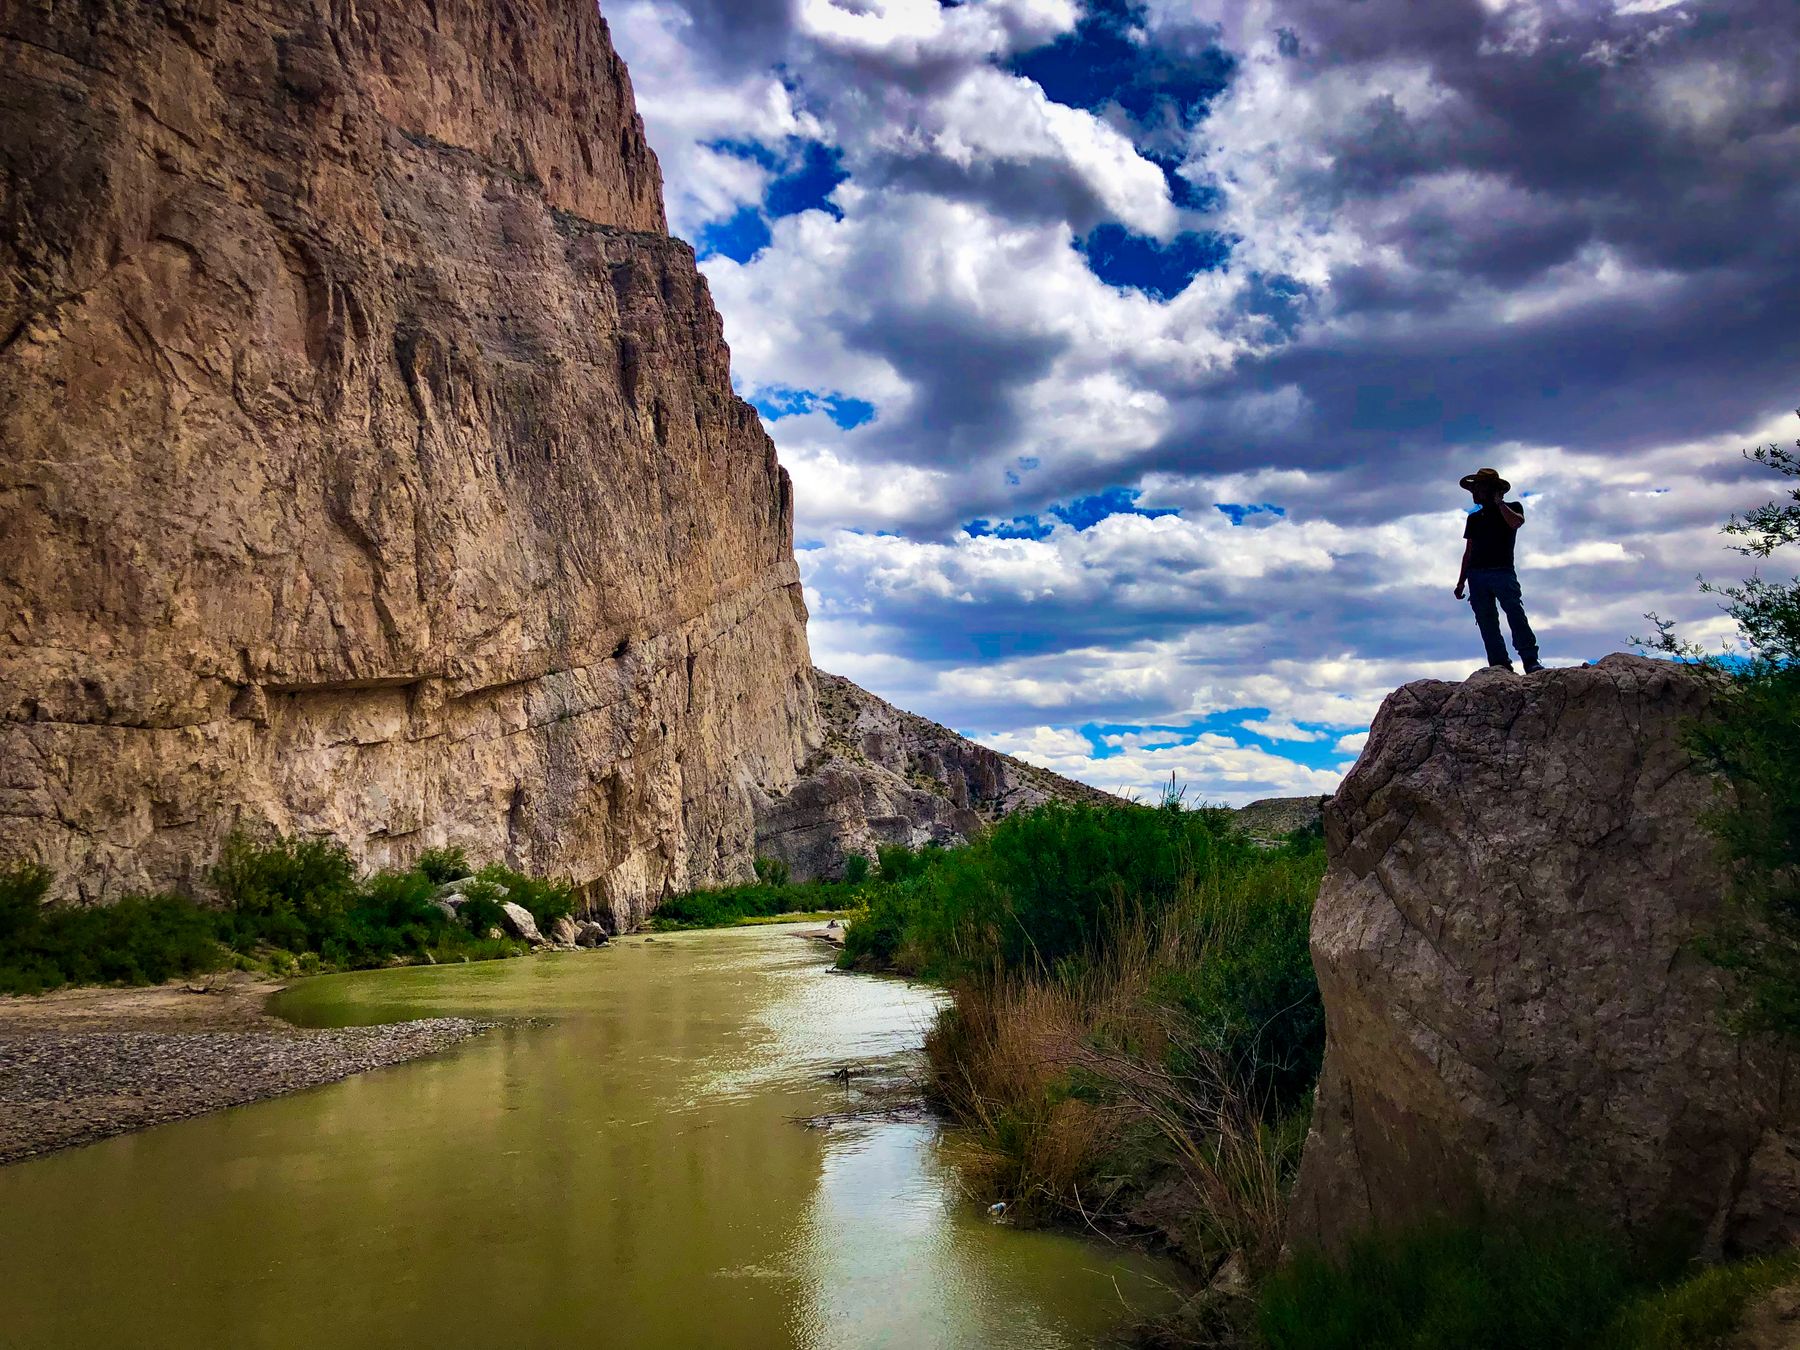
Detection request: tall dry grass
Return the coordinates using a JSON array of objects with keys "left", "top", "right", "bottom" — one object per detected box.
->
[{"left": 924, "top": 877, "right": 1320, "bottom": 1273}]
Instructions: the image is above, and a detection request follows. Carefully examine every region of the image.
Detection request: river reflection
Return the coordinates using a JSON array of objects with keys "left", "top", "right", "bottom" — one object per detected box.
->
[{"left": 0, "top": 925, "right": 1181, "bottom": 1349}]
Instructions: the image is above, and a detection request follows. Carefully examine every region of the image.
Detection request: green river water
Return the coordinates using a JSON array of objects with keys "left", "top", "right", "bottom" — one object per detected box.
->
[{"left": 0, "top": 924, "right": 1183, "bottom": 1349}]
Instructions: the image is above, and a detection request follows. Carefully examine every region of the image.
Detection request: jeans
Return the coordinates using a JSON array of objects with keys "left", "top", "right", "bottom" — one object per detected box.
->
[{"left": 1468, "top": 567, "right": 1538, "bottom": 668}]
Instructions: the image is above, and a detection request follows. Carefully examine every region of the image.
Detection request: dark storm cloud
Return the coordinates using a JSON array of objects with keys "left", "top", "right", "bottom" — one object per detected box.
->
[
  {"left": 997, "top": 0, "right": 1800, "bottom": 523},
  {"left": 864, "top": 151, "right": 1130, "bottom": 232},
  {"left": 849, "top": 305, "right": 1070, "bottom": 462}
]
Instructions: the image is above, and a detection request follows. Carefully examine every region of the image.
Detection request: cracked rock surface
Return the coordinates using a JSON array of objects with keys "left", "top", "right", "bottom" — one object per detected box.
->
[
  {"left": 1288, "top": 654, "right": 1800, "bottom": 1258},
  {"left": 0, "top": 0, "right": 816, "bottom": 925}
]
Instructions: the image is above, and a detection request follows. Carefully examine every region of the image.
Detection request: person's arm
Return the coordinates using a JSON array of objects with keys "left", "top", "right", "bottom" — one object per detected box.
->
[
  {"left": 1496, "top": 499, "right": 1524, "bottom": 530},
  {"left": 1455, "top": 538, "right": 1471, "bottom": 599}
]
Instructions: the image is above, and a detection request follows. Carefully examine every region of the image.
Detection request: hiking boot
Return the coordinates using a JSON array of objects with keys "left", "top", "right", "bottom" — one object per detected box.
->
[
  {"left": 1523, "top": 661, "right": 1545, "bottom": 674},
  {"left": 1485, "top": 662, "right": 1515, "bottom": 672}
]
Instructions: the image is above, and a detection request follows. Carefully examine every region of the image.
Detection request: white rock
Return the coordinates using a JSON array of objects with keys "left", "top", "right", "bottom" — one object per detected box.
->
[{"left": 499, "top": 902, "right": 543, "bottom": 945}]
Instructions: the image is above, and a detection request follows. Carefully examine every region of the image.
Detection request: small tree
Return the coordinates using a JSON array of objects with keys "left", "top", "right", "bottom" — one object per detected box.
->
[{"left": 1644, "top": 417, "right": 1800, "bottom": 1036}]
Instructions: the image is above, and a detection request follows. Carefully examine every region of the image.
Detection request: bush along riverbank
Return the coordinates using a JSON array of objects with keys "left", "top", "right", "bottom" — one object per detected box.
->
[
  {"left": 648, "top": 854, "right": 874, "bottom": 930},
  {"left": 840, "top": 799, "right": 1325, "bottom": 1271},
  {"left": 841, "top": 797, "right": 1800, "bottom": 1348},
  {"left": 0, "top": 837, "right": 594, "bottom": 996}
]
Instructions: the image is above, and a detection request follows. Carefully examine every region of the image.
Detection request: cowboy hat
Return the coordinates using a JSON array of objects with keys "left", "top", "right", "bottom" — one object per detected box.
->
[{"left": 1459, "top": 466, "right": 1511, "bottom": 494}]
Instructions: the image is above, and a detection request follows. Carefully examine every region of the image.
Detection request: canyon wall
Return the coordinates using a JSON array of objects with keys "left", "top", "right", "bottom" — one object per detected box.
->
[
  {"left": 0, "top": 0, "right": 818, "bottom": 925},
  {"left": 1289, "top": 655, "right": 1800, "bottom": 1258}
]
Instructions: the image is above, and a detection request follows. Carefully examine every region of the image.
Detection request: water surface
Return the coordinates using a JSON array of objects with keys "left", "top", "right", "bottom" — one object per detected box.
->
[{"left": 0, "top": 925, "right": 1182, "bottom": 1348}]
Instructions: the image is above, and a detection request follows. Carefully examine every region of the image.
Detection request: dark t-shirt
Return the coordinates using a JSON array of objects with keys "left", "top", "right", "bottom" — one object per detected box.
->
[{"left": 1464, "top": 501, "right": 1523, "bottom": 571}]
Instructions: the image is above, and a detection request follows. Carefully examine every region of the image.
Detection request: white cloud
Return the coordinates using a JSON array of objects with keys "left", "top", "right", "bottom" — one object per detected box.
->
[
  {"left": 1241, "top": 716, "right": 1323, "bottom": 742},
  {"left": 981, "top": 724, "right": 1346, "bottom": 807}
]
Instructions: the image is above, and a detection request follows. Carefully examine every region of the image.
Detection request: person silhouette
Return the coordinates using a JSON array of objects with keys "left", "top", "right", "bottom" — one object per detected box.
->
[{"left": 1453, "top": 467, "right": 1543, "bottom": 673}]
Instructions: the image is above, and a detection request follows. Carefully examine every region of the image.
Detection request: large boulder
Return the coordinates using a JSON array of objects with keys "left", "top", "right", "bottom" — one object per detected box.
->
[
  {"left": 1289, "top": 654, "right": 1800, "bottom": 1259},
  {"left": 498, "top": 903, "right": 544, "bottom": 947}
]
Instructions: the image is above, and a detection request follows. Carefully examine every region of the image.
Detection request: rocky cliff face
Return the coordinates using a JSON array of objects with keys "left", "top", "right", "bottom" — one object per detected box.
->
[
  {"left": 1289, "top": 655, "right": 1800, "bottom": 1258},
  {"left": 753, "top": 670, "right": 1111, "bottom": 880},
  {"left": 0, "top": 0, "right": 817, "bottom": 926}
]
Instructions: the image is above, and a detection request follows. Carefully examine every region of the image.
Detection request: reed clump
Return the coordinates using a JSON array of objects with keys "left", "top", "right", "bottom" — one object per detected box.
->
[{"left": 847, "top": 798, "right": 1326, "bottom": 1277}]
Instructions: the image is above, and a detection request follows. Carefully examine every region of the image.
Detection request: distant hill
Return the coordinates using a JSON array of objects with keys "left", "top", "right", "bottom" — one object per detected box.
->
[
  {"left": 1232, "top": 796, "right": 1329, "bottom": 842},
  {"left": 752, "top": 670, "right": 1114, "bottom": 880}
]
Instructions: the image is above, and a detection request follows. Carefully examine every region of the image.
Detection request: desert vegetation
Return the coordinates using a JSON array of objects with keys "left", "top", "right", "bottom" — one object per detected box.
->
[
  {"left": 839, "top": 797, "right": 1325, "bottom": 1275},
  {"left": 1258, "top": 1218, "right": 1799, "bottom": 1350},
  {"left": 648, "top": 853, "right": 873, "bottom": 929},
  {"left": 840, "top": 792, "right": 1799, "bottom": 1346},
  {"left": 0, "top": 836, "right": 577, "bottom": 995},
  {"left": 1644, "top": 428, "right": 1800, "bottom": 1037}
]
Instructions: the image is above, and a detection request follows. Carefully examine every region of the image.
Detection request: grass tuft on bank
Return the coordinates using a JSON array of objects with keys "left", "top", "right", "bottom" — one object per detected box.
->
[
  {"left": 1258, "top": 1218, "right": 1799, "bottom": 1350},
  {"left": 0, "top": 836, "right": 579, "bottom": 995}
]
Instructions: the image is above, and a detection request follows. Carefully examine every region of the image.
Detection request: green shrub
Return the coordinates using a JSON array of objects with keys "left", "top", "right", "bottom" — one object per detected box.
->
[
  {"left": 414, "top": 847, "right": 470, "bottom": 885},
  {"left": 1642, "top": 427, "right": 1800, "bottom": 1037},
  {"left": 876, "top": 843, "right": 934, "bottom": 882},
  {"left": 1607, "top": 1249, "right": 1799, "bottom": 1349},
  {"left": 855, "top": 799, "right": 1269, "bottom": 982},
  {"left": 456, "top": 881, "right": 509, "bottom": 938},
  {"left": 1260, "top": 1218, "right": 1636, "bottom": 1350},
  {"left": 321, "top": 869, "right": 451, "bottom": 966},
  {"left": 753, "top": 856, "right": 791, "bottom": 887},
  {"left": 1261, "top": 1218, "right": 1798, "bottom": 1350},
  {"left": 838, "top": 881, "right": 915, "bottom": 969},
  {"left": 0, "top": 863, "right": 53, "bottom": 947},
  {"left": 843, "top": 853, "right": 871, "bottom": 886},
  {"left": 1153, "top": 837, "right": 1329, "bottom": 1114},
  {"left": 475, "top": 864, "right": 575, "bottom": 931},
  {"left": 0, "top": 839, "right": 587, "bottom": 994},
  {"left": 854, "top": 800, "right": 1328, "bottom": 1269},
  {"left": 211, "top": 831, "right": 360, "bottom": 954},
  {"left": 653, "top": 877, "right": 853, "bottom": 929},
  {"left": 0, "top": 867, "right": 223, "bottom": 995}
]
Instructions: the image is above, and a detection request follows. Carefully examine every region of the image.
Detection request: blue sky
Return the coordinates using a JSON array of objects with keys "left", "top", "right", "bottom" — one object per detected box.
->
[{"left": 611, "top": 0, "right": 1800, "bottom": 804}]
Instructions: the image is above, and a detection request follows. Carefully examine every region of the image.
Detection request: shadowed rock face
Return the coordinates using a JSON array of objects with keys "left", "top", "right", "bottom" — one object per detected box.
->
[
  {"left": 753, "top": 670, "right": 1113, "bottom": 881},
  {"left": 0, "top": 0, "right": 817, "bottom": 926},
  {"left": 1289, "top": 654, "right": 1800, "bottom": 1259}
]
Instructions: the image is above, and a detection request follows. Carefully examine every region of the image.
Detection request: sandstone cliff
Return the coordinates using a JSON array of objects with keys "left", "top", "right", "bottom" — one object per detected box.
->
[
  {"left": 752, "top": 670, "right": 1112, "bottom": 880},
  {"left": 0, "top": 0, "right": 817, "bottom": 925},
  {"left": 1289, "top": 654, "right": 1800, "bottom": 1258}
]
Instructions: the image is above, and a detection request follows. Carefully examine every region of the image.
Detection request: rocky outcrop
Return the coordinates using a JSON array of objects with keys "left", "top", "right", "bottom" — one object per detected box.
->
[
  {"left": 0, "top": 0, "right": 817, "bottom": 926},
  {"left": 753, "top": 670, "right": 1112, "bottom": 881},
  {"left": 1289, "top": 655, "right": 1800, "bottom": 1258}
]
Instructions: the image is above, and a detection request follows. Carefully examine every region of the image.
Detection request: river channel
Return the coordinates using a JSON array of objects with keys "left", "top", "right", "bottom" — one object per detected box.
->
[{"left": 0, "top": 923, "right": 1182, "bottom": 1348}]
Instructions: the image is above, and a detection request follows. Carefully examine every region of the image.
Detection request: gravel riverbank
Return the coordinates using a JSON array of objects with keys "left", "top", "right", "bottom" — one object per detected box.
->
[{"left": 0, "top": 976, "right": 491, "bottom": 1166}]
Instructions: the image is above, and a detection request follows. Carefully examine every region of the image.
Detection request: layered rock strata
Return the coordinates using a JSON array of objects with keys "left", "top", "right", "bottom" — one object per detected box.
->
[
  {"left": 753, "top": 670, "right": 1112, "bottom": 881},
  {"left": 0, "top": 0, "right": 816, "bottom": 926},
  {"left": 1289, "top": 654, "right": 1800, "bottom": 1258}
]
